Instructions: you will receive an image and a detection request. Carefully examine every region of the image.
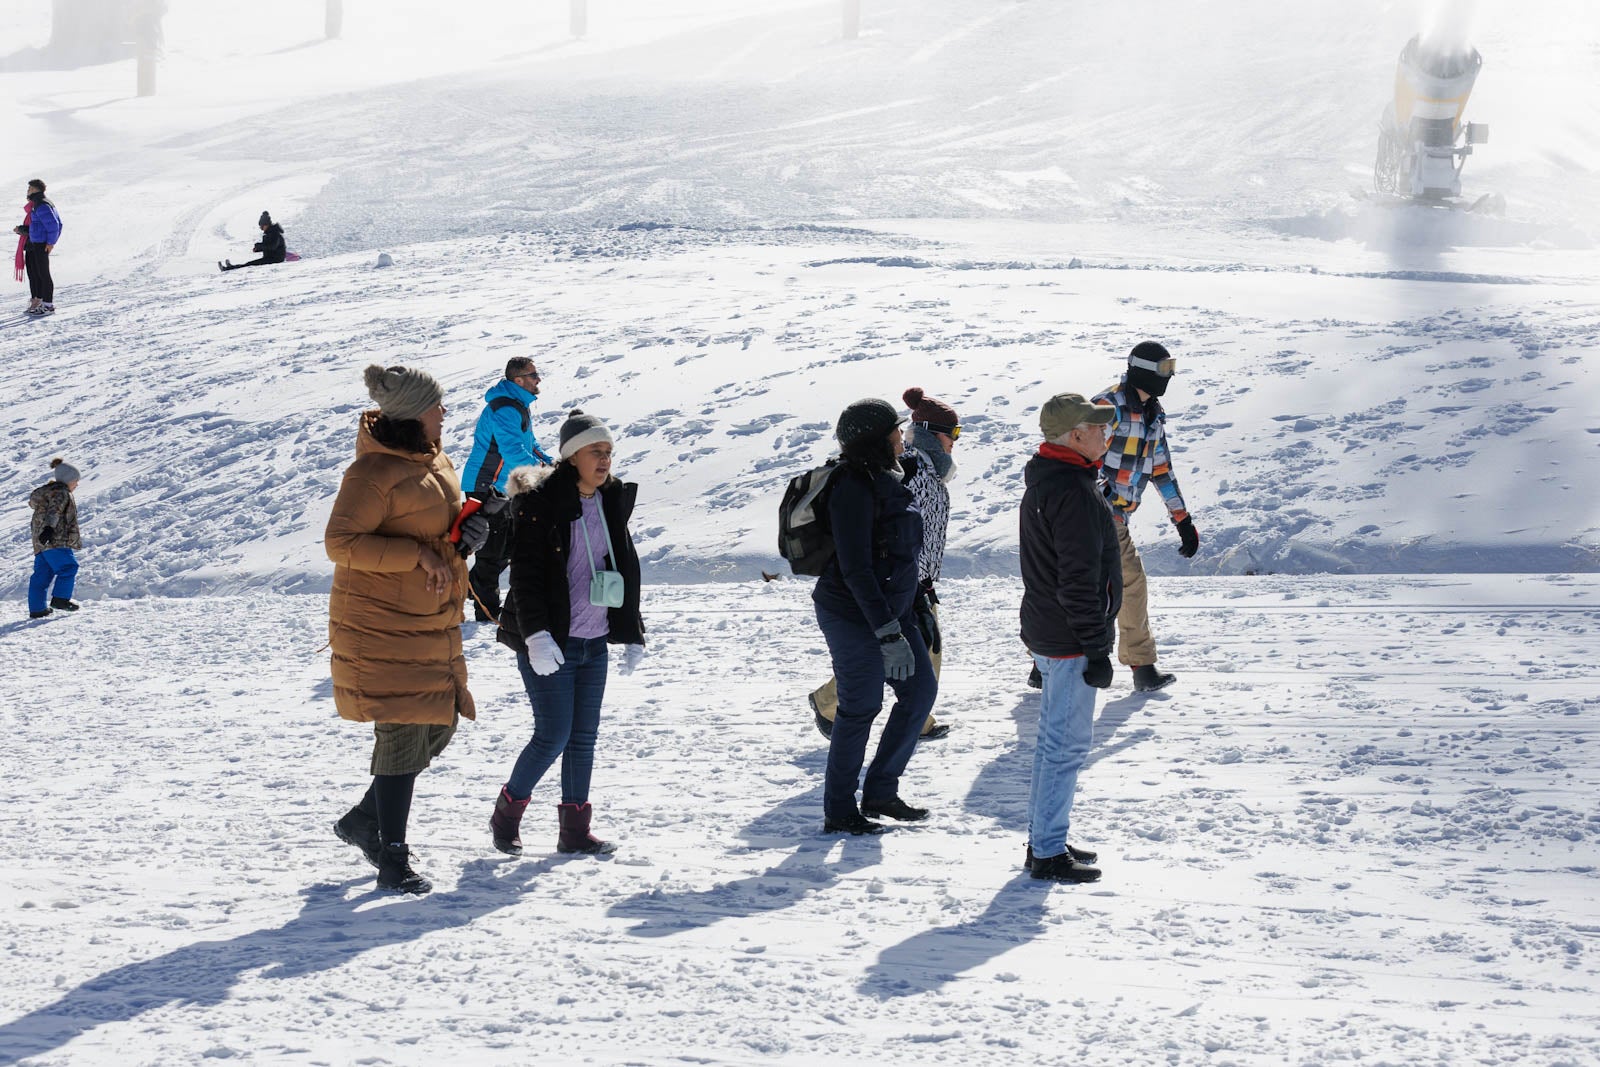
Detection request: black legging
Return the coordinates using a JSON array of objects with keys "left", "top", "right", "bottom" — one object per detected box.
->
[
  {"left": 371, "top": 772, "right": 418, "bottom": 846},
  {"left": 25, "top": 242, "right": 52, "bottom": 302},
  {"left": 221, "top": 257, "right": 272, "bottom": 271}
]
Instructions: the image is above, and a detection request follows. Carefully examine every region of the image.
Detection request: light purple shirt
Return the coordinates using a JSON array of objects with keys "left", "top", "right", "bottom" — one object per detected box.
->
[{"left": 567, "top": 493, "right": 611, "bottom": 639}]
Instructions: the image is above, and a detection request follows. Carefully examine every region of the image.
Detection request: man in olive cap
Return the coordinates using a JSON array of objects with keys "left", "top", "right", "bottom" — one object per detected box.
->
[{"left": 1018, "top": 391, "right": 1120, "bottom": 883}]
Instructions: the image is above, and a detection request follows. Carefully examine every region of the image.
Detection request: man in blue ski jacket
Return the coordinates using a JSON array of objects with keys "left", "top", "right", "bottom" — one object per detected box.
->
[{"left": 461, "top": 357, "right": 553, "bottom": 620}]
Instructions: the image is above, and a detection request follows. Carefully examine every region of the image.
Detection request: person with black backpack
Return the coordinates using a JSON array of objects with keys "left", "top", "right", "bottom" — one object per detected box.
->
[{"left": 810, "top": 398, "right": 937, "bottom": 835}]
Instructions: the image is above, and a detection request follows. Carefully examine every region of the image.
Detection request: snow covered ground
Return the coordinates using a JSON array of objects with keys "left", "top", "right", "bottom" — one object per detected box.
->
[
  {"left": 2, "top": 575, "right": 1597, "bottom": 1066},
  {"left": 3, "top": 0, "right": 1600, "bottom": 1063}
]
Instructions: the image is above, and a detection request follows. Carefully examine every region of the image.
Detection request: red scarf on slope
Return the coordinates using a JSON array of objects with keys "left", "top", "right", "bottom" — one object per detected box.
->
[
  {"left": 1037, "top": 441, "right": 1102, "bottom": 469},
  {"left": 14, "top": 201, "right": 31, "bottom": 282}
]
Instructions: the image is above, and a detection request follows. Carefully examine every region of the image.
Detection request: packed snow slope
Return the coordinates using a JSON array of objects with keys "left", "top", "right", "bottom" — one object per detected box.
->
[{"left": 3, "top": 0, "right": 1600, "bottom": 599}]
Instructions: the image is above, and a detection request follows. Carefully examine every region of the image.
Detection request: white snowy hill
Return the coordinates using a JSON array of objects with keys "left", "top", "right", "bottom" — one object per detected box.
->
[{"left": 2, "top": 3, "right": 1598, "bottom": 1065}]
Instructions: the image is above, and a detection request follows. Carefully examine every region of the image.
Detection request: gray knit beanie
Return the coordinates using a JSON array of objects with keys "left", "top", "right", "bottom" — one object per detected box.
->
[
  {"left": 363, "top": 364, "right": 444, "bottom": 421},
  {"left": 558, "top": 409, "right": 613, "bottom": 460},
  {"left": 50, "top": 457, "right": 81, "bottom": 483}
]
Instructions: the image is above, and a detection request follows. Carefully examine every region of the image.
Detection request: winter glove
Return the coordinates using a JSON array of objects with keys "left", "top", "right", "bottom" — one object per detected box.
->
[
  {"left": 615, "top": 644, "right": 646, "bottom": 676},
  {"left": 524, "top": 630, "right": 566, "bottom": 676},
  {"left": 1083, "top": 654, "right": 1114, "bottom": 689},
  {"left": 458, "top": 513, "right": 490, "bottom": 554},
  {"left": 875, "top": 620, "right": 915, "bottom": 682},
  {"left": 475, "top": 486, "right": 510, "bottom": 517},
  {"left": 1175, "top": 517, "right": 1199, "bottom": 559},
  {"left": 913, "top": 592, "right": 941, "bottom": 656},
  {"left": 39, "top": 525, "right": 55, "bottom": 546}
]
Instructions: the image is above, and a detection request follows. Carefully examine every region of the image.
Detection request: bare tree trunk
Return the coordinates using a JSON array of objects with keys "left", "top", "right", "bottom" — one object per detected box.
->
[
  {"left": 326, "top": 0, "right": 344, "bottom": 40},
  {"left": 570, "top": 0, "right": 587, "bottom": 39},
  {"left": 842, "top": 0, "right": 861, "bottom": 40}
]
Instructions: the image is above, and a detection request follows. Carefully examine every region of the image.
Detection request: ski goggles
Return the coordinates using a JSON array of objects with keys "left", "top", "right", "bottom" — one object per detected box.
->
[
  {"left": 917, "top": 421, "right": 961, "bottom": 440},
  {"left": 1129, "top": 352, "right": 1178, "bottom": 376}
]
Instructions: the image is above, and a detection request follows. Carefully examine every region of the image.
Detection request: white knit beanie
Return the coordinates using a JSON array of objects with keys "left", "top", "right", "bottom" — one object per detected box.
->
[
  {"left": 557, "top": 409, "right": 613, "bottom": 460},
  {"left": 363, "top": 364, "right": 444, "bottom": 421}
]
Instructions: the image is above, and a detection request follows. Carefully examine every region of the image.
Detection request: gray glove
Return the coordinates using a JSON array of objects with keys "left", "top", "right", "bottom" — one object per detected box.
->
[
  {"left": 458, "top": 512, "right": 490, "bottom": 553},
  {"left": 876, "top": 620, "right": 915, "bottom": 681}
]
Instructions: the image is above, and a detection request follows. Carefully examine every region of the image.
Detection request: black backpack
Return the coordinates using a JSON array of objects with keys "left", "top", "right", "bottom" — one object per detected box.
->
[{"left": 777, "top": 459, "right": 843, "bottom": 576}]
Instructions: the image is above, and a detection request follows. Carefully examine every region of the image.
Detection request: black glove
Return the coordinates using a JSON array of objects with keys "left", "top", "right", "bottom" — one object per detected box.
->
[
  {"left": 473, "top": 486, "right": 510, "bottom": 517},
  {"left": 919, "top": 578, "right": 940, "bottom": 606},
  {"left": 876, "top": 621, "right": 915, "bottom": 681},
  {"left": 252, "top": 242, "right": 263, "bottom": 252},
  {"left": 913, "top": 591, "right": 941, "bottom": 656},
  {"left": 39, "top": 525, "right": 55, "bottom": 545},
  {"left": 1083, "top": 654, "right": 1114, "bottom": 689},
  {"left": 13, "top": 225, "right": 25, "bottom": 236},
  {"left": 458, "top": 513, "right": 490, "bottom": 553},
  {"left": 1175, "top": 516, "right": 1199, "bottom": 559}
]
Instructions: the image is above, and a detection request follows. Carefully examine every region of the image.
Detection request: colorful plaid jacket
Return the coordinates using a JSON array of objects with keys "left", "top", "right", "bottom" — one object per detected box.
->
[{"left": 1093, "top": 378, "right": 1188, "bottom": 524}]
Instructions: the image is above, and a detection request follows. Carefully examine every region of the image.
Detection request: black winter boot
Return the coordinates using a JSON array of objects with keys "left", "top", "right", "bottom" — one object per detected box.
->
[
  {"left": 29, "top": 609, "right": 52, "bottom": 619},
  {"left": 822, "top": 812, "right": 887, "bottom": 835},
  {"left": 1024, "top": 843, "right": 1097, "bottom": 870},
  {"left": 1030, "top": 852, "right": 1101, "bottom": 884},
  {"left": 376, "top": 843, "right": 431, "bottom": 894},
  {"left": 556, "top": 802, "right": 616, "bottom": 855},
  {"left": 334, "top": 805, "right": 383, "bottom": 868},
  {"left": 1131, "top": 664, "right": 1175, "bottom": 692},
  {"left": 49, "top": 597, "right": 80, "bottom": 612},
  {"left": 491, "top": 786, "right": 530, "bottom": 855}
]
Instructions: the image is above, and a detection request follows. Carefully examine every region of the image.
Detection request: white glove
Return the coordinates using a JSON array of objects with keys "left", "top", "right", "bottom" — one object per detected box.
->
[
  {"left": 615, "top": 644, "right": 646, "bottom": 677},
  {"left": 525, "top": 631, "right": 565, "bottom": 676}
]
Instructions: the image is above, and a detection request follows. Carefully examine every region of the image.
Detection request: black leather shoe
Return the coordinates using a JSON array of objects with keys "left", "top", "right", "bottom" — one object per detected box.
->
[
  {"left": 823, "top": 813, "right": 886, "bottom": 835},
  {"left": 1030, "top": 852, "right": 1101, "bottom": 883},
  {"left": 1132, "top": 664, "right": 1175, "bottom": 692},
  {"left": 861, "top": 797, "right": 929, "bottom": 822},
  {"left": 1025, "top": 843, "right": 1097, "bottom": 870}
]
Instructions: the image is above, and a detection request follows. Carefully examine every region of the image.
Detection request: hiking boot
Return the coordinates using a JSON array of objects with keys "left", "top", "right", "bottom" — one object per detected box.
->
[
  {"left": 822, "top": 812, "right": 887, "bottom": 835},
  {"left": 334, "top": 806, "right": 383, "bottom": 868},
  {"left": 29, "top": 609, "right": 52, "bottom": 619},
  {"left": 49, "top": 597, "right": 79, "bottom": 612},
  {"left": 1030, "top": 852, "right": 1101, "bottom": 883},
  {"left": 809, "top": 691, "right": 834, "bottom": 740},
  {"left": 375, "top": 843, "right": 431, "bottom": 894},
  {"left": 490, "top": 786, "right": 530, "bottom": 856},
  {"left": 1025, "top": 843, "right": 1097, "bottom": 870},
  {"left": 861, "top": 796, "right": 929, "bottom": 822},
  {"left": 1131, "top": 664, "right": 1175, "bottom": 692},
  {"left": 556, "top": 802, "right": 616, "bottom": 855}
]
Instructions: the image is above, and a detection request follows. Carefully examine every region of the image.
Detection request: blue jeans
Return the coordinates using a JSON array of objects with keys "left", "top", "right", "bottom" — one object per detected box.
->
[
  {"left": 507, "top": 636, "right": 608, "bottom": 804},
  {"left": 816, "top": 603, "right": 937, "bottom": 821},
  {"left": 1029, "top": 654, "right": 1097, "bottom": 858},
  {"left": 29, "top": 548, "right": 78, "bottom": 614}
]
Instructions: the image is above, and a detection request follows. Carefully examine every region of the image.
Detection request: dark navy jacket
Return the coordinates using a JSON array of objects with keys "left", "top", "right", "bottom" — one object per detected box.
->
[
  {"left": 1019, "top": 450, "right": 1122, "bottom": 658},
  {"left": 812, "top": 463, "right": 923, "bottom": 631}
]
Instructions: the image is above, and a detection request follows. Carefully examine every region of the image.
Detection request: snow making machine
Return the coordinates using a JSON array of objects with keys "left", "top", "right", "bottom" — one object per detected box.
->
[{"left": 1373, "top": 34, "right": 1498, "bottom": 209}]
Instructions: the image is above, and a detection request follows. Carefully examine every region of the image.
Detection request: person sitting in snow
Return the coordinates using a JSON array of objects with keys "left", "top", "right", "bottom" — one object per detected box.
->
[
  {"left": 219, "top": 211, "right": 287, "bottom": 272},
  {"left": 28, "top": 458, "right": 84, "bottom": 619}
]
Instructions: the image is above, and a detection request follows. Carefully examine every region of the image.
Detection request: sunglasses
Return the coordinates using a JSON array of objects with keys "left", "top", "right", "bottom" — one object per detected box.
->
[
  {"left": 516, "top": 370, "right": 541, "bottom": 382},
  {"left": 918, "top": 421, "right": 961, "bottom": 440},
  {"left": 1129, "top": 353, "right": 1178, "bottom": 376}
]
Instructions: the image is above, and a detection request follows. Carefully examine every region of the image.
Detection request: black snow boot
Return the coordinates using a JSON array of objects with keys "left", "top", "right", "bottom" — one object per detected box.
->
[
  {"left": 334, "top": 805, "right": 383, "bottom": 868},
  {"left": 861, "top": 796, "right": 930, "bottom": 822},
  {"left": 490, "top": 786, "right": 530, "bottom": 856},
  {"left": 376, "top": 843, "right": 431, "bottom": 894},
  {"left": 29, "top": 609, "right": 52, "bottom": 619},
  {"left": 1030, "top": 852, "right": 1102, "bottom": 884},
  {"left": 822, "top": 812, "right": 887, "bottom": 835},
  {"left": 50, "top": 597, "right": 80, "bottom": 612},
  {"left": 1131, "top": 664, "right": 1175, "bottom": 692},
  {"left": 1025, "top": 843, "right": 1097, "bottom": 870}
]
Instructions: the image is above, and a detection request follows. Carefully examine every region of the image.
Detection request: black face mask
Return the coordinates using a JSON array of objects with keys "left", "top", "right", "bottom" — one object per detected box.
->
[{"left": 1126, "top": 366, "right": 1170, "bottom": 398}]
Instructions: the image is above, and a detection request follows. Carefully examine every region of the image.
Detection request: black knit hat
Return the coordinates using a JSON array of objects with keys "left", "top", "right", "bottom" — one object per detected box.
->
[
  {"left": 1126, "top": 340, "right": 1175, "bottom": 397},
  {"left": 259, "top": 211, "right": 273, "bottom": 227},
  {"left": 834, "top": 397, "right": 904, "bottom": 449},
  {"left": 558, "top": 409, "right": 613, "bottom": 460}
]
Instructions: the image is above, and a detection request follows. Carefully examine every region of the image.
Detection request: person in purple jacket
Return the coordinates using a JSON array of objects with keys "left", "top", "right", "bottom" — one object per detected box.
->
[{"left": 13, "top": 180, "right": 62, "bottom": 316}]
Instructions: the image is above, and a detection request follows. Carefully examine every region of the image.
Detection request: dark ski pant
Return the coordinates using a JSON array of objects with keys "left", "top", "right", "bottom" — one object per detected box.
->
[
  {"left": 25, "top": 242, "right": 53, "bottom": 302},
  {"left": 815, "top": 602, "right": 936, "bottom": 821},
  {"left": 466, "top": 508, "right": 513, "bottom": 619},
  {"left": 221, "top": 257, "right": 274, "bottom": 270}
]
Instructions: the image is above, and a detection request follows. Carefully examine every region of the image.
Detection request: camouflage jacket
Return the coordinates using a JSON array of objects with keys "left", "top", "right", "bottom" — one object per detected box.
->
[{"left": 29, "top": 481, "right": 80, "bottom": 554}]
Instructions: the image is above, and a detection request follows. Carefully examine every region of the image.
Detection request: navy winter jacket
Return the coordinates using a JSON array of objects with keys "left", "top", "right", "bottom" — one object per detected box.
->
[
  {"left": 812, "top": 463, "right": 923, "bottom": 632},
  {"left": 461, "top": 379, "right": 553, "bottom": 496},
  {"left": 1019, "top": 450, "right": 1122, "bottom": 658}
]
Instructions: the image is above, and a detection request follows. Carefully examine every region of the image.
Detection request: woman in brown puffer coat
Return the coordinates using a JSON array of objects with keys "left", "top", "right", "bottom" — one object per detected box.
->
[{"left": 325, "top": 363, "right": 493, "bottom": 895}]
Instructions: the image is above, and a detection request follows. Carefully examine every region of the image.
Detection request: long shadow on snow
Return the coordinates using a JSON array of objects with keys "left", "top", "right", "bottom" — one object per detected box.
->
[
  {"left": 855, "top": 689, "right": 1158, "bottom": 999},
  {"left": 0, "top": 858, "right": 555, "bottom": 1065},
  {"left": 608, "top": 749, "right": 885, "bottom": 937}
]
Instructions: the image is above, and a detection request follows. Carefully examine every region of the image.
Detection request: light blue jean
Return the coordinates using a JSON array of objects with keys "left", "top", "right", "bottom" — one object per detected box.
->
[
  {"left": 1029, "top": 653, "right": 1097, "bottom": 858},
  {"left": 507, "top": 635, "right": 608, "bottom": 804},
  {"left": 29, "top": 548, "right": 78, "bottom": 614}
]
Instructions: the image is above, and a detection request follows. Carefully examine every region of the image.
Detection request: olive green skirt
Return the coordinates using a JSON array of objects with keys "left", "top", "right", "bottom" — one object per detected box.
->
[{"left": 370, "top": 715, "right": 457, "bottom": 776}]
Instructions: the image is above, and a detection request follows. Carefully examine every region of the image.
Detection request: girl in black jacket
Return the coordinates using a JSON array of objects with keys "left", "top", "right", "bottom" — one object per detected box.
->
[{"left": 491, "top": 410, "right": 645, "bottom": 856}]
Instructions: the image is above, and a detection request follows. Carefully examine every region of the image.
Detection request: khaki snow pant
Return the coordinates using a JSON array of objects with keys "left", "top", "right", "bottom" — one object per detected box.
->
[
  {"left": 1115, "top": 520, "right": 1159, "bottom": 667},
  {"left": 811, "top": 602, "right": 943, "bottom": 734}
]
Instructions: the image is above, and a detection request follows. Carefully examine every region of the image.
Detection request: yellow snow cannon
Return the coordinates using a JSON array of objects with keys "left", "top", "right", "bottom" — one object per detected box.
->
[{"left": 1373, "top": 34, "right": 1492, "bottom": 204}]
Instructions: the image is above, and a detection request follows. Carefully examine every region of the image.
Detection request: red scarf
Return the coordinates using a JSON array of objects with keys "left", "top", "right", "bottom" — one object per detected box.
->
[
  {"left": 1037, "top": 441, "right": 1102, "bottom": 469},
  {"left": 14, "top": 201, "right": 31, "bottom": 282}
]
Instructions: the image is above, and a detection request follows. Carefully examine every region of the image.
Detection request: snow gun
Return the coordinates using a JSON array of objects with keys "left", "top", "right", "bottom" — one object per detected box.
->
[
  {"left": 1373, "top": 34, "right": 1495, "bottom": 208},
  {"left": 449, "top": 488, "right": 509, "bottom": 557}
]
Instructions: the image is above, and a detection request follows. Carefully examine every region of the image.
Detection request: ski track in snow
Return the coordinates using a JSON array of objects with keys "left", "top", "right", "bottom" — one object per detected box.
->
[{"left": 0, "top": 576, "right": 1597, "bottom": 1065}]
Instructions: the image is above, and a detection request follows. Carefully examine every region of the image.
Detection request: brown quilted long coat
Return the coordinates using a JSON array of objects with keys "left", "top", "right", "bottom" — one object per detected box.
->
[{"left": 325, "top": 411, "right": 476, "bottom": 725}]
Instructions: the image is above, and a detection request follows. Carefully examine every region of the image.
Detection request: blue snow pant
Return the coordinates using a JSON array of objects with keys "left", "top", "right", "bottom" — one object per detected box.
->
[
  {"left": 1028, "top": 653, "right": 1097, "bottom": 859},
  {"left": 507, "top": 635, "right": 609, "bottom": 804},
  {"left": 29, "top": 548, "right": 78, "bottom": 614},
  {"left": 816, "top": 603, "right": 937, "bottom": 822}
]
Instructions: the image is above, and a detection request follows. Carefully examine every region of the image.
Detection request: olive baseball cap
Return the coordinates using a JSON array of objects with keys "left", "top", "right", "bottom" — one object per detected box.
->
[{"left": 1039, "top": 393, "right": 1115, "bottom": 440}]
